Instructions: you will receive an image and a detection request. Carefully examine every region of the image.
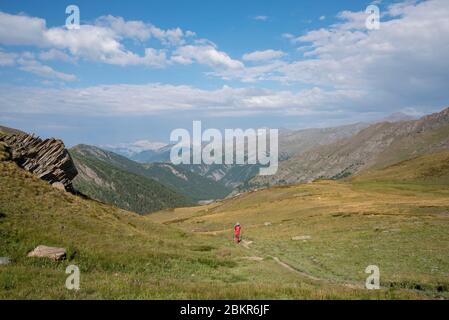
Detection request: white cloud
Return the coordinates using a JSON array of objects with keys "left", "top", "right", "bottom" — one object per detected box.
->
[
  {"left": 282, "top": 33, "right": 295, "bottom": 40},
  {"left": 242, "top": 50, "right": 286, "bottom": 62},
  {"left": 0, "top": 50, "right": 17, "bottom": 66},
  {"left": 0, "top": 50, "right": 76, "bottom": 81},
  {"left": 319, "top": 16, "right": 326, "bottom": 21},
  {"left": 17, "top": 59, "right": 76, "bottom": 82},
  {"left": 214, "top": 0, "right": 449, "bottom": 111},
  {"left": 0, "top": 11, "right": 247, "bottom": 73},
  {"left": 211, "top": 60, "right": 286, "bottom": 83},
  {"left": 0, "top": 12, "right": 193, "bottom": 67},
  {"left": 0, "top": 12, "right": 46, "bottom": 46},
  {"left": 95, "top": 15, "right": 152, "bottom": 42},
  {"left": 39, "top": 49, "right": 76, "bottom": 63},
  {"left": 254, "top": 16, "right": 268, "bottom": 21},
  {"left": 172, "top": 45, "right": 244, "bottom": 70},
  {"left": 286, "top": 0, "right": 449, "bottom": 92},
  {"left": 1, "top": 1, "right": 448, "bottom": 119},
  {"left": 0, "top": 83, "right": 365, "bottom": 117}
]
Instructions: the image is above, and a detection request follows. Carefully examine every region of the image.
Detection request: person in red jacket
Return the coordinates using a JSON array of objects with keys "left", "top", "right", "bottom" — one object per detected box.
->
[{"left": 234, "top": 222, "right": 241, "bottom": 243}]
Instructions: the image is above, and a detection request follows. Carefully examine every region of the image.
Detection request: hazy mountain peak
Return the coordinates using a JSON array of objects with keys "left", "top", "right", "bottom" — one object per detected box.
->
[
  {"left": 100, "top": 140, "right": 168, "bottom": 157},
  {"left": 379, "top": 112, "right": 417, "bottom": 123}
]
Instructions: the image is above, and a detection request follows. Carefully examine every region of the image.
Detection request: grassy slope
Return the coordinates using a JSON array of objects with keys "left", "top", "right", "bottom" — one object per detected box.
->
[
  {"left": 352, "top": 151, "right": 449, "bottom": 185},
  {"left": 150, "top": 152, "right": 449, "bottom": 298},
  {"left": 0, "top": 126, "right": 26, "bottom": 136},
  {"left": 0, "top": 146, "right": 420, "bottom": 299},
  {"left": 70, "top": 147, "right": 193, "bottom": 214}
]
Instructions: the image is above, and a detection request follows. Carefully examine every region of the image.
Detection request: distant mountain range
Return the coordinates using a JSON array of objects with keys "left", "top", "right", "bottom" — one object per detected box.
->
[
  {"left": 247, "top": 107, "right": 449, "bottom": 188},
  {"left": 101, "top": 140, "right": 167, "bottom": 158},
  {"left": 1, "top": 108, "right": 443, "bottom": 214},
  {"left": 100, "top": 121, "right": 370, "bottom": 189}
]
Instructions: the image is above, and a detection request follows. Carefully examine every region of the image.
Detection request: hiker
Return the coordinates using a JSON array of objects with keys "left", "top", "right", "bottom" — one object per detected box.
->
[{"left": 234, "top": 222, "right": 241, "bottom": 243}]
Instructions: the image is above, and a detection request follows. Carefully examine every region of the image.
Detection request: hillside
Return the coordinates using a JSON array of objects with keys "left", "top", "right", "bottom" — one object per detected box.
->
[
  {"left": 0, "top": 125, "right": 27, "bottom": 136},
  {"left": 0, "top": 145, "right": 415, "bottom": 299},
  {"left": 278, "top": 122, "right": 369, "bottom": 159},
  {"left": 70, "top": 145, "right": 192, "bottom": 214},
  {"left": 150, "top": 151, "right": 449, "bottom": 298},
  {"left": 70, "top": 144, "right": 231, "bottom": 202},
  {"left": 249, "top": 107, "right": 449, "bottom": 188},
  {"left": 351, "top": 151, "right": 449, "bottom": 185}
]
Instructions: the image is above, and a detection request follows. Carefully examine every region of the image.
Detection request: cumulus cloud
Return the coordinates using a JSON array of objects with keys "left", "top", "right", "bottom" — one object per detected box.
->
[
  {"left": 95, "top": 15, "right": 152, "bottom": 42},
  {"left": 172, "top": 44, "right": 244, "bottom": 70},
  {"left": 1, "top": 1, "right": 448, "bottom": 119},
  {"left": 285, "top": 0, "right": 449, "bottom": 95},
  {"left": 217, "top": 0, "right": 449, "bottom": 111},
  {"left": 242, "top": 50, "right": 286, "bottom": 62},
  {"left": 0, "top": 11, "right": 200, "bottom": 68},
  {"left": 0, "top": 11, "right": 245, "bottom": 74},
  {"left": 0, "top": 12, "right": 46, "bottom": 46},
  {"left": 39, "top": 49, "right": 76, "bottom": 63},
  {"left": 0, "top": 11, "right": 169, "bottom": 67}
]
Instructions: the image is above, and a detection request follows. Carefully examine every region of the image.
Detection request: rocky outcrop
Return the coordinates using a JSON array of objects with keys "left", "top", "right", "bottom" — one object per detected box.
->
[{"left": 0, "top": 133, "right": 78, "bottom": 191}]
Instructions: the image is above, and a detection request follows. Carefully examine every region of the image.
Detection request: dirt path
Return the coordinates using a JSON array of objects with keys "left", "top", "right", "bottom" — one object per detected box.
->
[
  {"left": 271, "top": 256, "right": 323, "bottom": 282},
  {"left": 239, "top": 238, "right": 364, "bottom": 290},
  {"left": 241, "top": 239, "right": 253, "bottom": 249}
]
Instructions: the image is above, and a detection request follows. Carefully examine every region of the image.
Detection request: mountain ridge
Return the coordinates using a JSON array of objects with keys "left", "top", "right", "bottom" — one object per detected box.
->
[
  {"left": 70, "top": 144, "right": 192, "bottom": 214},
  {"left": 248, "top": 107, "right": 449, "bottom": 188}
]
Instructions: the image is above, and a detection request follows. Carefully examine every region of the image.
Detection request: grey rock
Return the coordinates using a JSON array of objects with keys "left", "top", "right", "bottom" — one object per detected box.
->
[{"left": 0, "top": 257, "right": 10, "bottom": 265}]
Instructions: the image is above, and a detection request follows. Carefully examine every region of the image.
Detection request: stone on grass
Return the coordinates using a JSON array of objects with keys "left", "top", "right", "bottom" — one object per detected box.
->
[
  {"left": 292, "top": 235, "right": 312, "bottom": 241},
  {"left": 52, "top": 182, "right": 66, "bottom": 191},
  {"left": 27, "top": 245, "right": 66, "bottom": 261},
  {"left": 0, "top": 257, "right": 10, "bottom": 265}
]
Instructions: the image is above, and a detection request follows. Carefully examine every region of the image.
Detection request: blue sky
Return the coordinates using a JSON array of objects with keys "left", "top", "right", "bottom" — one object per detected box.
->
[{"left": 0, "top": 0, "right": 448, "bottom": 148}]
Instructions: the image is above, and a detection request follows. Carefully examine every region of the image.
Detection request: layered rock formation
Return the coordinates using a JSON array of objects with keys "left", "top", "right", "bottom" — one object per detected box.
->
[{"left": 0, "top": 133, "right": 78, "bottom": 191}]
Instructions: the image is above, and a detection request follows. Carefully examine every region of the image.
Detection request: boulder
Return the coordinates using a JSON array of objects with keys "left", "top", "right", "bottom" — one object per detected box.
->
[
  {"left": 0, "top": 257, "right": 10, "bottom": 265},
  {"left": 52, "top": 182, "right": 66, "bottom": 191},
  {"left": 292, "top": 235, "right": 312, "bottom": 241},
  {"left": 27, "top": 245, "right": 66, "bottom": 261}
]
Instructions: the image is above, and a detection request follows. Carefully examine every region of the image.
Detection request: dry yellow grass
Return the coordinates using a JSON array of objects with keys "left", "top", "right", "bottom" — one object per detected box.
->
[{"left": 150, "top": 154, "right": 449, "bottom": 298}]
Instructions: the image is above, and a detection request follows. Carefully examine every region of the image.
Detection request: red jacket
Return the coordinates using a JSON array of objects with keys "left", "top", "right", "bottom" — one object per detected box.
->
[{"left": 234, "top": 225, "right": 241, "bottom": 236}]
